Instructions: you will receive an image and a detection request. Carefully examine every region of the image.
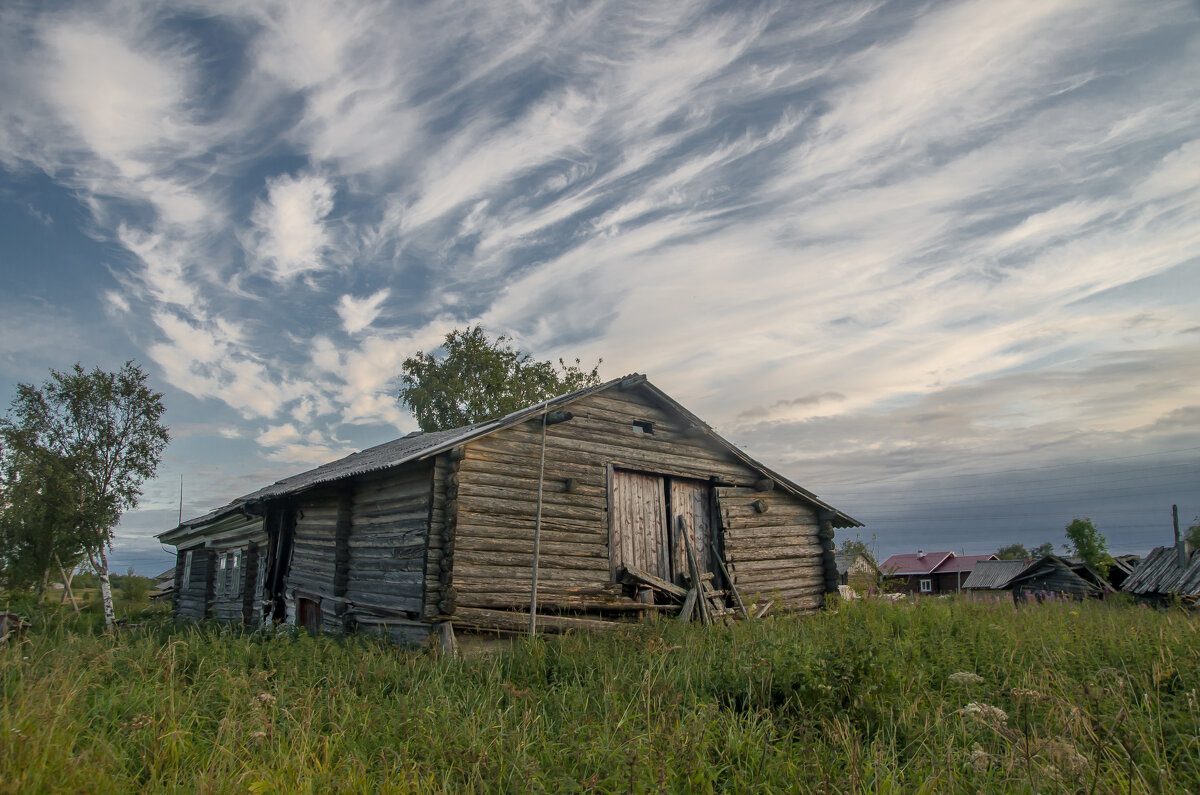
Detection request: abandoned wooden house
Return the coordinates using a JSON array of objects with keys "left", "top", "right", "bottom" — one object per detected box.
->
[
  {"left": 962, "top": 554, "right": 1111, "bottom": 601},
  {"left": 1122, "top": 538, "right": 1199, "bottom": 605},
  {"left": 158, "top": 375, "right": 861, "bottom": 642}
]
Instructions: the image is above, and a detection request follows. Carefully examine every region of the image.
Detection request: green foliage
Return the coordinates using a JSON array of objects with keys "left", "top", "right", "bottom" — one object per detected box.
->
[
  {"left": 994, "top": 543, "right": 1029, "bottom": 560},
  {"left": 398, "top": 326, "right": 601, "bottom": 432},
  {"left": 1031, "top": 540, "right": 1056, "bottom": 558},
  {"left": 835, "top": 533, "right": 876, "bottom": 566},
  {"left": 1187, "top": 518, "right": 1199, "bottom": 550},
  {"left": 1, "top": 600, "right": 1197, "bottom": 791},
  {"left": 0, "top": 362, "right": 169, "bottom": 573},
  {"left": 1064, "top": 517, "right": 1113, "bottom": 576},
  {"left": 114, "top": 568, "right": 153, "bottom": 602},
  {"left": 0, "top": 440, "right": 87, "bottom": 592},
  {"left": 995, "top": 541, "right": 1056, "bottom": 561}
]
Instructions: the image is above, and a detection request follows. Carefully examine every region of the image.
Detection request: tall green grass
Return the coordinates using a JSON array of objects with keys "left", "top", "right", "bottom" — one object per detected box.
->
[{"left": 2, "top": 597, "right": 1198, "bottom": 792}]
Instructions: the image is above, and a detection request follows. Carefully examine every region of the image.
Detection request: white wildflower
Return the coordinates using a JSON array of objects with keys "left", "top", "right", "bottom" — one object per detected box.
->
[{"left": 960, "top": 702, "right": 1008, "bottom": 724}]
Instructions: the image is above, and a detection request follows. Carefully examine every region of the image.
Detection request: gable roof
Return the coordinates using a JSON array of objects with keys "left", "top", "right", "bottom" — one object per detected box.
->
[
  {"left": 1007, "top": 554, "right": 1110, "bottom": 596},
  {"left": 160, "top": 374, "right": 860, "bottom": 545},
  {"left": 961, "top": 559, "right": 1030, "bottom": 589},
  {"left": 834, "top": 552, "right": 878, "bottom": 576},
  {"left": 880, "top": 551, "right": 954, "bottom": 576},
  {"left": 933, "top": 554, "right": 997, "bottom": 574}
]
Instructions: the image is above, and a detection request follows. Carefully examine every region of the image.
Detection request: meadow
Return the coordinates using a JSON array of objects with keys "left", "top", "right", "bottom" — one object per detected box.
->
[{"left": 2, "top": 595, "right": 1198, "bottom": 793}]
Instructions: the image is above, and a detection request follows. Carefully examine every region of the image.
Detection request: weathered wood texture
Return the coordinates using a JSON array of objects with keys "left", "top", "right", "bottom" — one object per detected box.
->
[
  {"left": 1011, "top": 558, "right": 1104, "bottom": 600},
  {"left": 206, "top": 516, "right": 268, "bottom": 625},
  {"left": 345, "top": 463, "right": 432, "bottom": 622},
  {"left": 670, "top": 478, "right": 714, "bottom": 585},
  {"left": 451, "top": 389, "right": 821, "bottom": 620},
  {"left": 716, "top": 485, "right": 826, "bottom": 612},
  {"left": 285, "top": 488, "right": 344, "bottom": 631},
  {"left": 174, "top": 547, "right": 213, "bottom": 620},
  {"left": 611, "top": 471, "right": 670, "bottom": 581},
  {"left": 424, "top": 454, "right": 453, "bottom": 618}
]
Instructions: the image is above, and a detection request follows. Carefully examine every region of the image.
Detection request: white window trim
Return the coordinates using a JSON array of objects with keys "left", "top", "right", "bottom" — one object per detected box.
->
[
  {"left": 919, "top": 578, "right": 932, "bottom": 593},
  {"left": 181, "top": 550, "right": 193, "bottom": 591},
  {"left": 231, "top": 550, "right": 242, "bottom": 595}
]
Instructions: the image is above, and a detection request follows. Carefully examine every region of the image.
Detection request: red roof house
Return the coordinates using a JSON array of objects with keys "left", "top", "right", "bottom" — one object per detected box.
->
[{"left": 880, "top": 550, "right": 997, "bottom": 595}]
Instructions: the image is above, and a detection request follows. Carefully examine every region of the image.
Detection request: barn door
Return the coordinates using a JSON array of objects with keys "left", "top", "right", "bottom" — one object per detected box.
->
[
  {"left": 670, "top": 479, "right": 715, "bottom": 586},
  {"left": 611, "top": 470, "right": 671, "bottom": 580}
]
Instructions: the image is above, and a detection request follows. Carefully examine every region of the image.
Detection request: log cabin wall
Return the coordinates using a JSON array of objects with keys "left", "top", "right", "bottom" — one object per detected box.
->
[
  {"left": 450, "top": 387, "right": 833, "bottom": 620},
  {"left": 715, "top": 486, "right": 826, "bottom": 612},
  {"left": 424, "top": 453, "right": 454, "bottom": 619},
  {"left": 204, "top": 515, "right": 269, "bottom": 624},
  {"left": 344, "top": 462, "right": 433, "bottom": 643},
  {"left": 174, "top": 546, "right": 212, "bottom": 620},
  {"left": 285, "top": 488, "right": 344, "bottom": 631}
]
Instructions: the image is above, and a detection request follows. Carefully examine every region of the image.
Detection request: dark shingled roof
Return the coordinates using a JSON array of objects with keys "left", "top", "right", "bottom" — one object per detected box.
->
[
  {"left": 160, "top": 373, "right": 861, "bottom": 543},
  {"left": 1122, "top": 545, "right": 1200, "bottom": 596}
]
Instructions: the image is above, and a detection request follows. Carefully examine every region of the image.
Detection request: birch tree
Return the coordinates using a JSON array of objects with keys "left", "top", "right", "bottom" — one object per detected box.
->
[
  {"left": 0, "top": 362, "right": 168, "bottom": 628},
  {"left": 0, "top": 437, "right": 87, "bottom": 597}
]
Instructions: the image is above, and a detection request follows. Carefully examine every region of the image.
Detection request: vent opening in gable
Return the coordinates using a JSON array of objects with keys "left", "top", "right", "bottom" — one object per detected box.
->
[{"left": 632, "top": 420, "right": 654, "bottom": 435}]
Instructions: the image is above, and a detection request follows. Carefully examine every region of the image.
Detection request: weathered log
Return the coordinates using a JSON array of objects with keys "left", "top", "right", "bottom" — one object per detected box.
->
[
  {"left": 724, "top": 543, "right": 824, "bottom": 561},
  {"left": 457, "top": 480, "right": 607, "bottom": 509},
  {"left": 621, "top": 568, "right": 688, "bottom": 601},
  {"left": 456, "top": 495, "right": 600, "bottom": 523},
  {"left": 451, "top": 607, "right": 622, "bottom": 634},
  {"left": 455, "top": 592, "right": 680, "bottom": 612},
  {"left": 721, "top": 523, "right": 821, "bottom": 540},
  {"left": 714, "top": 553, "right": 749, "bottom": 620},
  {"left": 454, "top": 535, "right": 605, "bottom": 558},
  {"left": 678, "top": 587, "right": 699, "bottom": 623},
  {"left": 454, "top": 549, "right": 609, "bottom": 572},
  {"left": 452, "top": 563, "right": 603, "bottom": 586}
]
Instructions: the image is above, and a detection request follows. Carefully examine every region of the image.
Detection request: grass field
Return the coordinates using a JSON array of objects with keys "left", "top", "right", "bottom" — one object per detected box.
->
[{"left": 2, "top": 596, "right": 1198, "bottom": 793}]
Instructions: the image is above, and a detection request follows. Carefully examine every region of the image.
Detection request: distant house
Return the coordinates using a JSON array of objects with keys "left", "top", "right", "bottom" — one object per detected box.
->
[
  {"left": 1122, "top": 536, "right": 1199, "bottom": 604},
  {"left": 962, "top": 555, "right": 1111, "bottom": 601},
  {"left": 150, "top": 567, "right": 177, "bottom": 602},
  {"left": 158, "top": 375, "right": 860, "bottom": 642},
  {"left": 834, "top": 552, "right": 878, "bottom": 591},
  {"left": 879, "top": 550, "right": 997, "bottom": 595}
]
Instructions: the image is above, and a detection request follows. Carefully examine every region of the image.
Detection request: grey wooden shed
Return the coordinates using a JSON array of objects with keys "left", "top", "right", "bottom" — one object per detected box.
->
[{"left": 158, "top": 375, "right": 860, "bottom": 642}]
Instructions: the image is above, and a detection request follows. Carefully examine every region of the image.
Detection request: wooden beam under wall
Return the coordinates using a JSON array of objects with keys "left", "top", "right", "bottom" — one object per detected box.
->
[{"left": 453, "top": 607, "right": 622, "bottom": 634}]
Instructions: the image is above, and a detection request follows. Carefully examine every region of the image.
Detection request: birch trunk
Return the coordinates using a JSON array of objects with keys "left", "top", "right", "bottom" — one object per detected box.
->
[{"left": 92, "top": 549, "right": 116, "bottom": 630}]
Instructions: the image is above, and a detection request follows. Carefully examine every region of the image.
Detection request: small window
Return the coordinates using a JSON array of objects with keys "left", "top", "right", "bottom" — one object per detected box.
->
[
  {"left": 632, "top": 420, "right": 654, "bottom": 435},
  {"left": 216, "top": 553, "right": 227, "bottom": 596},
  {"left": 230, "top": 550, "right": 242, "bottom": 595},
  {"left": 181, "top": 550, "right": 193, "bottom": 590},
  {"left": 919, "top": 578, "right": 932, "bottom": 593}
]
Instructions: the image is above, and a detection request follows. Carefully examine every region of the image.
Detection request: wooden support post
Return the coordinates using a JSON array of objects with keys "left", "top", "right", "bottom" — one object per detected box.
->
[
  {"left": 436, "top": 621, "right": 458, "bottom": 657},
  {"left": 714, "top": 553, "right": 749, "bottom": 620},
  {"left": 678, "top": 587, "right": 699, "bottom": 623},
  {"left": 528, "top": 412, "right": 548, "bottom": 637},
  {"left": 679, "top": 515, "right": 711, "bottom": 626}
]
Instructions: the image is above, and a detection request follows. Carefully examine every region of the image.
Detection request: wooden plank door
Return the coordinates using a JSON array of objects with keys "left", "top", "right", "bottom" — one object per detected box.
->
[
  {"left": 611, "top": 470, "right": 670, "bottom": 580},
  {"left": 670, "top": 479, "right": 714, "bottom": 586}
]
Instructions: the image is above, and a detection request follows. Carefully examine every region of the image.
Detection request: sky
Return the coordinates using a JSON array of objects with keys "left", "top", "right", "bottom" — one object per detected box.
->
[{"left": 1, "top": 0, "right": 1198, "bottom": 575}]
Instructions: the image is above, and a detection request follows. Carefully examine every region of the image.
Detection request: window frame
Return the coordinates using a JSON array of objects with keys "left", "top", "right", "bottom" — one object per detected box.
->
[
  {"left": 181, "top": 550, "right": 193, "bottom": 591},
  {"left": 919, "top": 578, "right": 932, "bottom": 593}
]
